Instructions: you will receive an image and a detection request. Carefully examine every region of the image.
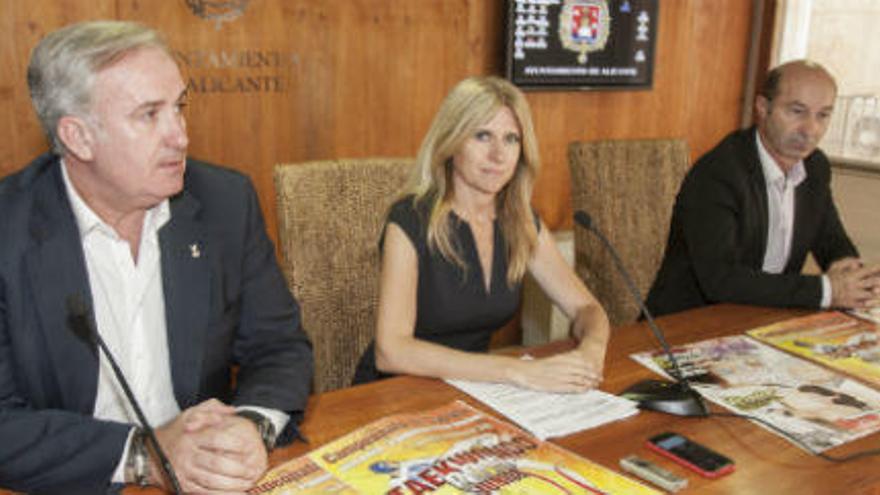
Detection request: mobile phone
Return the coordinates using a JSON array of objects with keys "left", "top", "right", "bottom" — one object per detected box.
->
[
  {"left": 620, "top": 454, "right": 688, "bottom": 492},
  {"left": 646, "top": 432, "right": 735, "bottom": 479}
]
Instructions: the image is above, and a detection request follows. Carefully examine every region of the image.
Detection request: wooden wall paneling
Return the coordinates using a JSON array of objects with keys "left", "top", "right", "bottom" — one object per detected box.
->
[
  {"left": 464, "top": 0, "right": 504, "bottom": 75},
  {"left": 0, "top": 0, "right": 760, "bottom": 352},
  {"left": 0, "top": 0, "right": 116, "bottom": 176},
  {"left": 683, "top": 0, "right": 754, "bottom": 160},
  {"left": 528, "top": 0, "right": 703, "bottom": 229},
  {"left": 329, "top": 1, "right": 467, "bottom": 159},
  {"left": 117, "top": 0, "right": 484, "bottom": 248},
  {"left": 2, "top": 0, "right": 757, "bottom": 237},
  {"left": 119, "top": 0, "right": 304, "bottom": 247}
]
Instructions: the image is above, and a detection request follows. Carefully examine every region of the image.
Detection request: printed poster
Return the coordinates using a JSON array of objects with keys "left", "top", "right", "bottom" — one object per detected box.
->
[
  {"left": 747, "top": 311, "right": 880, "bottom": 388},
  {"left": 250, "top": 400, "right": 659, "bottom": 494}
]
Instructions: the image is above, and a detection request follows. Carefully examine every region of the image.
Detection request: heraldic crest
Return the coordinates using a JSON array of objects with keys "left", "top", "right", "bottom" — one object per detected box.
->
[{"left": 559, "top": 0, "right": 611, "bottom": 64}]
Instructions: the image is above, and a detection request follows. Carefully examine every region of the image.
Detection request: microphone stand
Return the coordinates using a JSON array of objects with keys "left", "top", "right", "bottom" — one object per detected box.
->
[
  {"left": 66, "top": 295, "right": 183, "bottom": 493},
  {"left": 574, "top": 211, "right": 708, "bottom": 417}
]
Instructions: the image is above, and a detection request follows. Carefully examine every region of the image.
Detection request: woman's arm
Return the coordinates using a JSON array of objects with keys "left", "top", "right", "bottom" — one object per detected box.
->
[
  {"left": 374, "top": 223, "right": 596, "bottom": 392},
  {"left": 527, "top": 222, "right": 611, "bottom": 383}
]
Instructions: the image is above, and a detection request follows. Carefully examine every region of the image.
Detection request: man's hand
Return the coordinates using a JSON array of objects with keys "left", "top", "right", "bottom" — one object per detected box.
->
[
  {"left": 828, "top": 257, "right": 863, "bottom": 273},
  {"left": 148, "top": 399, "right": 269, "bottom": 494},
  {"left": 827, "top": 259, "right": 880, "bottom": 309}
]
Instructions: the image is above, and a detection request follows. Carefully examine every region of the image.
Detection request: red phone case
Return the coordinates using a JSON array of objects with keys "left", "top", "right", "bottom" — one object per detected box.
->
[{"left": 646, "top": 438, "right": 735, "bottom": 479}]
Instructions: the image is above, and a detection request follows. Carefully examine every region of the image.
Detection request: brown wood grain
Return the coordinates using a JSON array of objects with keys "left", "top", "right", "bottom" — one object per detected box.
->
[
  {"left": 0, "top": 1, "right": 117, "bottom": 176},
  {"left": 1, "top": 0, "right": 755, "bottom": 236},
  {"left": 266, "top": 305, "right": 880, "bottom": 495}
]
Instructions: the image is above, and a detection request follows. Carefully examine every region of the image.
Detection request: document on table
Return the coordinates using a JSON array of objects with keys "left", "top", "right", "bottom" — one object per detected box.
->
[
  {"left": 851, "top": 306, "right": 880, "bottom": 324},
  {"left": 446, "top": 378, "right": 640, "bottom": 440}
]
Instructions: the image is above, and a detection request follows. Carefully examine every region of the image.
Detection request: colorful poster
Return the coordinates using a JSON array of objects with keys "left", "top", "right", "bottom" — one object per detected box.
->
[
  {"left": 747, "top": 311, "right": 880, "bottom": 387},
  {"left": 631, "top": 335, "right": 880, "bottom": 452},
  {"left": 251, "top": 401, "right": 659, "bottom": 494},
  {"left": 249, "top": 456, "right": 354, "bottom": 494}
]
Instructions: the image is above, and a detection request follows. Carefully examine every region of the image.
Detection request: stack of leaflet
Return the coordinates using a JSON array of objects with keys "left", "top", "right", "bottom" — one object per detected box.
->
[
  {"left": 633, "top": 333, "right": 880, "bottom": 452},
  {"left": 447, "top": 378, "right": 639, "bottom": 440},
  {"left": 852, "top": 307, "right": 880, "bottom": 324}
]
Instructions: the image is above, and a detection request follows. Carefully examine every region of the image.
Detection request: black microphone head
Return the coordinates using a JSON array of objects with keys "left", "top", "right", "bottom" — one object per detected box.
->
[
  {"left": 574, "top": 210, "right": 593, "bottom": 230},
  {"left": 66, "top": 294, "right": 94, "bottom": 344}
]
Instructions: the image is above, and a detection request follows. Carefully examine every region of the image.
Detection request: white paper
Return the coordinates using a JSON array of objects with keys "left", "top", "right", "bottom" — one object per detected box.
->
[
  {"left": 851, "top": 307, "right": 880, "bottom": 325},
  {"left": 447, "top": 379, "right": 639, "bottom": 440}
]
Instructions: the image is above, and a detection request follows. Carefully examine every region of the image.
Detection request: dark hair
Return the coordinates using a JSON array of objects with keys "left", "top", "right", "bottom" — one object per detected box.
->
[
  {"left": 759, "top": 66, "right": 784, "bottom": 101},
  {"left": 758, "top": 60, "right": 836, "bottom": 102}
]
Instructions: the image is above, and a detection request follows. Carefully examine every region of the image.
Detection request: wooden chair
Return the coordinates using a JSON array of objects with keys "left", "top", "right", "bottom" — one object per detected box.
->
[
  {"left": 274, "top": 158, "right": 413, "bottom": 393},
  {"left": 568, "top": 139, "right": 689, "bottom": 326}
]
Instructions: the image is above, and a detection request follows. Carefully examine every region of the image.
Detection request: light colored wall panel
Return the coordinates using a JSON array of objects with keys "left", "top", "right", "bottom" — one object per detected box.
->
[{"left": 832, "top": 165, "right": 880, "bottom": 262}]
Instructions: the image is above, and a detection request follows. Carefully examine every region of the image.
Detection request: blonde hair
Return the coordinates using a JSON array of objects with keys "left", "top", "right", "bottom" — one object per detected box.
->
[{"left": 408, "top": 76, "right": 540, "bottom": 286}]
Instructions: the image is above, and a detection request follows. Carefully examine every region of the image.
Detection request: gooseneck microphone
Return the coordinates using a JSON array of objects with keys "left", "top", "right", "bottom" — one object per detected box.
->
[
  {"left": 66, "top": 295, "right": 182, "bottom": 493},
  {"left": 574, "top": 210, "right": 708, "bottom": 417}
]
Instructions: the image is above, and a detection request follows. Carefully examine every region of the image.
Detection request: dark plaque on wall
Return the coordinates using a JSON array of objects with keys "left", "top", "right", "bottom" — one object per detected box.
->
[{"left": 506, "top": 0, "right": 658, "bottom": 90}]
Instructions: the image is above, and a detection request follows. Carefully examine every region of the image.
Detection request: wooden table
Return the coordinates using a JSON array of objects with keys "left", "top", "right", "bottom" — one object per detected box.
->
[
  {"left": 264, "top": 304, "right": 880, "bottom": 494},
  {"left": 9, "top": 304, "right": 880, "bottom": 494}
]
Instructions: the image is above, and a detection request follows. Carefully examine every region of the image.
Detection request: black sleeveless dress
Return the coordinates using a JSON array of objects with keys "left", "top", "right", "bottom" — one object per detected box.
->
[{"left": 352, "top": 196, "right": 531, "bottom": 384}]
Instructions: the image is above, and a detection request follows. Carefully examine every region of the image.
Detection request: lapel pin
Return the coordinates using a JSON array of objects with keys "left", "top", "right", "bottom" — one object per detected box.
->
[{"left": 189, "top": 243, "right": 201, "bottom": 259}]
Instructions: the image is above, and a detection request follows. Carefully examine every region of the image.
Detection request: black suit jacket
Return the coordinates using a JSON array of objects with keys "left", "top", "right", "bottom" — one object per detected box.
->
[
  {"left": 0, "top": 154, "right": 313, "bottom": 493},
  {"left": 645, "top": 128, "right": 858, "bottom": 317}
]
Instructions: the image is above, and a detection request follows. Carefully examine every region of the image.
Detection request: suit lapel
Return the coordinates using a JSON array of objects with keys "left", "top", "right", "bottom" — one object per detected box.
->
[
  {"left": 744, "top": 129, "right": 770, "bottom": 263},
  {"left": 25, "top": 160, "right": 99, "bottom": 413},
  {"left": 160, "top": 189, "right": 211, "bottom": 408}
]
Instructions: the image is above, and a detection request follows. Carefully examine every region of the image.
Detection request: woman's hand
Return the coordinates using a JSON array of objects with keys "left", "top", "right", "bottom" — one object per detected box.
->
[
  {"left": 509, "top": 350, "right": 602, "bottom": 393},
  {"left": 575, "top": 335, "right": 607, "bottom": 381}
]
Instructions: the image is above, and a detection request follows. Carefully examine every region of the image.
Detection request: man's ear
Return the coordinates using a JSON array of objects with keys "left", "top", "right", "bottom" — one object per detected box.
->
[
  {"left": 56, "top": 116, "right": 96, "bottom": 161},
  {"left": 755, "top": 95, "right": 770, "bottom": 122}
]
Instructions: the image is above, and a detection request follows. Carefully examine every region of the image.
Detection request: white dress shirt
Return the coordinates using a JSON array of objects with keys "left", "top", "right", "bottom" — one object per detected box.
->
[
  {"left": 62, "top": 163, "right": 178, "bottom": 480},
  {"left": 61, "top": 163, "right": 288, "bottom": 483},
  {"left": 755, "top": 131, "right": 831, "bottom": 307}
]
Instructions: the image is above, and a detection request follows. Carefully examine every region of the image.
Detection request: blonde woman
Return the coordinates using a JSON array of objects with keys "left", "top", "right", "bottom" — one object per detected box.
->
[{"left": 353, "top": 76, "right": 610, "bottom": 392}]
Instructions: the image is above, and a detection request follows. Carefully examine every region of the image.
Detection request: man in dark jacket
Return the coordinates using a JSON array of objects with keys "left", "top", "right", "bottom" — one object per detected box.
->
[
  {"left": 0, "top": 20, "right": 313, "bottom": 493},
  {"left": 646, "top": 60, "right": 880, "bottom": 317}
]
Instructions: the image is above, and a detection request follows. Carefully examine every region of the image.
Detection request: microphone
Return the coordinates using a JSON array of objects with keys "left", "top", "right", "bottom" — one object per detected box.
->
[
  {"left": 574, "top": 210, "right": 708, "bottom": 417},
  {"left": 66, "top": 295, "right": 183, "bottom": 493}
]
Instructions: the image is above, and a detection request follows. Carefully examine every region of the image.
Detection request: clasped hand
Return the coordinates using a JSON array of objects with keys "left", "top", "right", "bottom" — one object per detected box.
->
[
  {"left": 828, "top": 258, "right": 880, "bottom": 309},
  {"left": 151, "top": 399, "right": 268, "bottom": 494}
]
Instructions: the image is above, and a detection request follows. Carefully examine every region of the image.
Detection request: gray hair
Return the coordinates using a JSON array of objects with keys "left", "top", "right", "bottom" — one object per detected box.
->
[{"left": 27, "top": 20, "right": 170, "bottom": 154}]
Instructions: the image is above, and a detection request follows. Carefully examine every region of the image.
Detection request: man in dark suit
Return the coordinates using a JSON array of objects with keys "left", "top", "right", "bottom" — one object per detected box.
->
[
  {"left": 646, "top": 60, "right": 880, "bottom": 317},
  {"left": 0, "top": 21, "right": 313, "bottom": 493}
]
